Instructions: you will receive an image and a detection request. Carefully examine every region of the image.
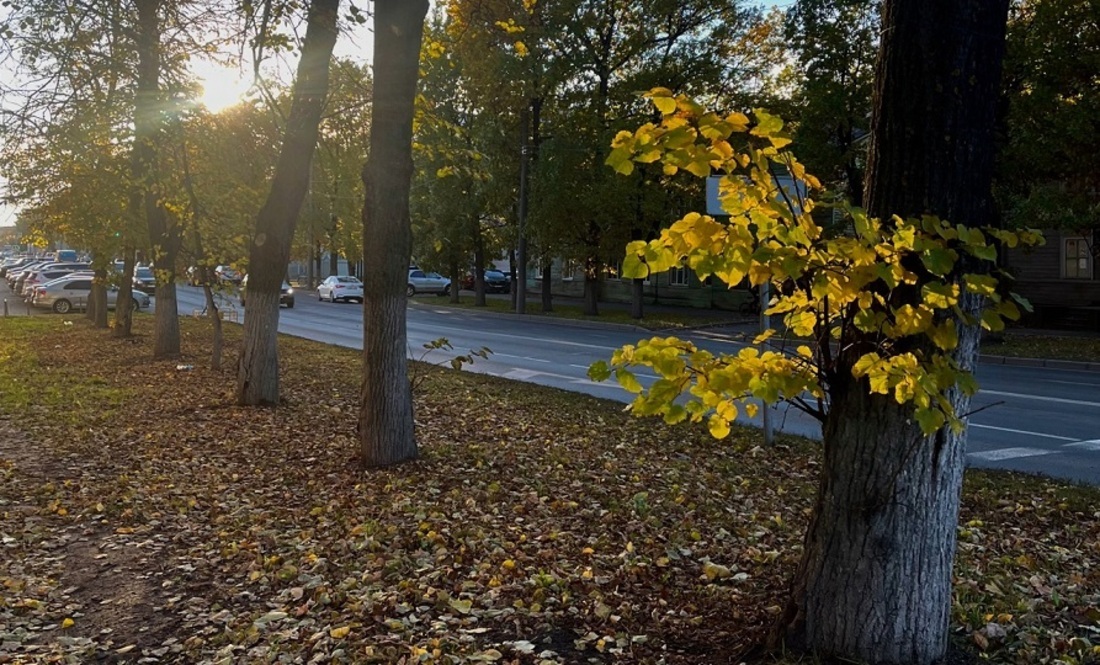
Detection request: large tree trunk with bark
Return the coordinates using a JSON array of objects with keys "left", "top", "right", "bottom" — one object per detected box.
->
[
  {"left": 134, "top": 0, "right": 181, "bottom": 360},
  {"left": 359, "top": 0, "right": 428, "bottom": 468},
  {"left": 772, "top": 1, "right": 1008, "bottom": 663},
  {"left": 235, "top": 0, "right": 339, "bottom": 406}
]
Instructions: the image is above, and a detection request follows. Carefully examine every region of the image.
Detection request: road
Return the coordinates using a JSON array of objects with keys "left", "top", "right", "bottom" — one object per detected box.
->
[{"left": 157, "top": 285, "right": 1100, "bottom": 485}]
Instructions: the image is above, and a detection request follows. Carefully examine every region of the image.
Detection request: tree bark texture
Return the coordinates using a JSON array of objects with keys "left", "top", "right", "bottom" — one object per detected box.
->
[
  {"left": 774, "top": 1, "right": 1009, "bottom": 663},
  {"left": 112, "top": 247, "right": 136, "bottom": 338},
  {"left": 91, "top": 269, "right": 108, "bottom": 328},
  {"left": 134, "top": 0, "right": 181, "bottom": 360},
  {"left": 235, "top": 0, "right": 339, "bottom": 406},
  {"left": 202, "top": 280, "right": 223, "bottom": 371},
  {"left": 541, "top": 262, "right": 553, "bottom": 312},
  {"left": 359, "top": 0, "right": 428, "bottom": 468}
]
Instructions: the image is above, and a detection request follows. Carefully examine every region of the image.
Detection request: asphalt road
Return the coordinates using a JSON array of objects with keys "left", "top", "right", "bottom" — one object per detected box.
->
[{"left": 154, "top": 285, "right": 1100, "bottom": 485}]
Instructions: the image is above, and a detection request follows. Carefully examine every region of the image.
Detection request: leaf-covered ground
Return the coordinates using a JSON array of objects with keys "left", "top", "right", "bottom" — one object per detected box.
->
[{"left": 0, "top": 316, "right": 1098, "bottom": 664}]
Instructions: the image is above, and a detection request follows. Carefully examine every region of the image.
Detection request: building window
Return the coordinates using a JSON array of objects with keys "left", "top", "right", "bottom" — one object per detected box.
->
[
  {"left": 561, "top": 260, "right": 579, "bottom": 281},
  {"left": 1064, "top": 237, "right": 1093, "bottom": 279},
  {"left": 669, "top": 265, "right": 689, "bottom": 287}
]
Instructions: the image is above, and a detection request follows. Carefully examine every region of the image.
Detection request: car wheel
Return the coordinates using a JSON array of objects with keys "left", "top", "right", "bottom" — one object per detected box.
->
[
  {"left": 317, "top": 290, "right": 322, "bottom": 300},
  {"left": 356, "top": 297, "right": 364, "bottom": 304},
  {"left": 53, "top": 299, "right": 72, "bottom": 314},
  {"left": 132, "top": 297, "right": 141, "bottom": 311},
  {"left": 286, "top": 299, "right": 294, "bottom": 309},
  {"left": 240, "top": 299, "right": 246, "bottom": 307},
  {"left": 406, "top": 285, "right": 415, "bottom": 297},
  {"left": 440, "top": 284, "right": 451, "bottom": 296},
  {"left": 329, "top": 292, "right": 337, "bottom": 303}
]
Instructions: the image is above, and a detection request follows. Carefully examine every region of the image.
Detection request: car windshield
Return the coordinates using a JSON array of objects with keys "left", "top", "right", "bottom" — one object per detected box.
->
[
  {"left": 135, "top": 268, "right": 154, "bottom": 279},
  {"left": 338, "top": 277, "right": 361, "bottom": 284}
]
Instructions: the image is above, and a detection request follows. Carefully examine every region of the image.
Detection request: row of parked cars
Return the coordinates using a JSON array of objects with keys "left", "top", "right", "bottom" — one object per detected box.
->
[
  {"left": 313, "top": 269, "right": 456, "bottom": 304},
  {"left": 0, "top": 255, "right": 151, "bottom": 313}
]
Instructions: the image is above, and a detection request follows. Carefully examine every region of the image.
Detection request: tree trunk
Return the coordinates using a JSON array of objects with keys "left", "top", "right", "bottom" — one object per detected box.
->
[
  {"left": 448, "top": 256, "right": 460, "bottom": 304},
  {"left": 359, "top": 0, "right": 428, "bottom": 468},
  {"left": 473, "top": 232, "right": 486, "bottom": 307},
  {"left": 134, "top": 0, "right": 181, "bottom": 360},
  {"left": 91, "top": 269, "right": 109, "bottom": 328},
  {"left": 540, "top": 262, "right": 553, "bottom": 312},
  {"left": 772, "top": 1, "right": 1009, "bottom": 663},
  {"left": 236, "top": 0, "right": 339, "bottom": 406},
  {"left": 630, "top": 278, "right": 643, "bottom": 319},
  {"left": 112, "top": 247, "right": 136, "bottom": 338},
  {"left": 582, "top": 256, "right": 599, "bottom": 316},
  {"left": 202, "top": 279, "right": 223, "bottom": 371}
]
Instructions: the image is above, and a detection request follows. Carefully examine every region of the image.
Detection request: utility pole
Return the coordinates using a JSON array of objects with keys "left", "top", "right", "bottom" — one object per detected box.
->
[{"left": 516, "top": 106, "right": 529, "bottom": 315}]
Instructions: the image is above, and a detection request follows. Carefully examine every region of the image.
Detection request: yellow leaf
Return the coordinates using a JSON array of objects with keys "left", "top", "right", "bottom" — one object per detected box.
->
[
  {"left": 62, "top": 618, "right": 75, "bottom": 629},
  {"left": 329, "top": 625, "right": 351, "bottom": 639},
  {"left": 708, "top": 414, "right": 731, "bottom": 439},
  {"left": 651, "top": 94, "right": 676, "bottom": 115},
  {"left": 448, "top": 598, "right": 473, "bottom": 614}
]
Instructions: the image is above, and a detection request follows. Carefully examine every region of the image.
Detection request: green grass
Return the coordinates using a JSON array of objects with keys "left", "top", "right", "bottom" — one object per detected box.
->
[
  {"left": 984, "top": 332, "right": 1100, "bottom": 363},
  {"left": 0, "top": 317, "right": 134, "bottom": 425},
  {"left": 415, "top": 294, "right": 735, "bottom": 330}
]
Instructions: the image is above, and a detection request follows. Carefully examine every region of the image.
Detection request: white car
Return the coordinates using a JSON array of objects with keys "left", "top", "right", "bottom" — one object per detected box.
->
[
  {"left": 31, "top": 274, "right": 150, "bottom": 314},
  {"left": 318, "top": 275, "right": 364, "bottom": 303},
  {"left": 407, "top": 269, "right": 451, "bottom": 297}
]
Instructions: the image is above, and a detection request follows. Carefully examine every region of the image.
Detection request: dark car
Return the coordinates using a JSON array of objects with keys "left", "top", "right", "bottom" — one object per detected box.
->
[
  {"left": 239, "top": 275, "right": 295, "bottom": 308},
  {"left": 460, "top": 269, "right": 511, "bottom": 293},
  {"left": 132, "top": 266, "right": 157, "bottom": 294}
]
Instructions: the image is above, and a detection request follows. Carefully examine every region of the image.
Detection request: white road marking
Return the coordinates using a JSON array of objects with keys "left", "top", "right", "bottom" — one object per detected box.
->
[
  {"left": 1064, "top": 439, "right": 1100, "bottom": 451},
  {"left": 969, "top": 423, "right": 1078, "bottom": 441},
  {"left": 969, "top": 447, "right": 1057, "bottom": 461},
  {"left": 1043, "top": 379, "right": 1100, "bottom": 388},
  {"left": 980, "top": 390, "right": 1100, "bottom": 408}
]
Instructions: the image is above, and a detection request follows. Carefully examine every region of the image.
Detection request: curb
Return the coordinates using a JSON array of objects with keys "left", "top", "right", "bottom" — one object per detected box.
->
[
  {"left": 407, "top": 300, "right": 650, "bottom": 333},
  {"left": 979, "top": 354, "right": 1100, "bottom": 373}
]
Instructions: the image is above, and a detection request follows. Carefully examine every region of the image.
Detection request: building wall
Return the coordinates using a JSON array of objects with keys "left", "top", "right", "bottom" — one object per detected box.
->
[
  {"left": 1004, "top": 228, "right": 1100, "bottom": 330},
  {"left": 530, "top": 258, "right": 752, "bottom": 311}
]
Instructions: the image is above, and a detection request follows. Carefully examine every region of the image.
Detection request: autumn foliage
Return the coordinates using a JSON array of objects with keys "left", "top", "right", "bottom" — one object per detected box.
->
[{"left": 592, "top": 90, "right": 1044, "bottom": 437}]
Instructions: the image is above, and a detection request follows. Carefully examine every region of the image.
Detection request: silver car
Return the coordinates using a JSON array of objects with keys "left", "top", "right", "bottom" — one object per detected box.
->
[
  {"left": 407, "top": 269, "right": 451, "bottom": 297},
  {"left": 31, "top": 275, "right": 150, "bottom": 314}
]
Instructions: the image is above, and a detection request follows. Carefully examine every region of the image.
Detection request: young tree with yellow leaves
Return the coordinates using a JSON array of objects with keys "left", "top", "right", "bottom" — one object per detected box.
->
[{"left": 593, "top": 2, "right": 1039, "bottom": 661}]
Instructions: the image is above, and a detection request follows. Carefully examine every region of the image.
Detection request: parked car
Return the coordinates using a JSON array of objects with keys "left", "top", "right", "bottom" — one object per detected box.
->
[
  {"left": 215, "top": 265, "right": 243, "bottom": 285},
  {"left": 132, "top": 266, "right": 157, "bottom": 294},
  {"left": 460, "top": 269, "right": 510, "bottom": 293},
  {"left": 12, "top": 262, "right": 87, "bottom": 294},
  {"left": 31, "top": 275, "right": 150, "bottom": 314},
  {"left": 317, "top": 275, "right": 364, "bottom": 303},
  {"left": 20, "top": 268, "right": 82, "bottom": 299},
  {"left": 0, "top": 256, "right": 35, "bottom": 278},
  {"left": 407, "top": 269, "right": 451, "bottom": 297},
  {"left": 7, "top": 261, "right": 50, "bottom": 287},
  {"left": 239, "top": 275, "right": 295, "bottom": 308}
]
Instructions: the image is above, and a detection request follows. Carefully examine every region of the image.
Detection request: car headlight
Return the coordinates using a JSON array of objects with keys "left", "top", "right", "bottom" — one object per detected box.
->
[{"left": 286, "top": 288, "right": 293, "bottom": 295}]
